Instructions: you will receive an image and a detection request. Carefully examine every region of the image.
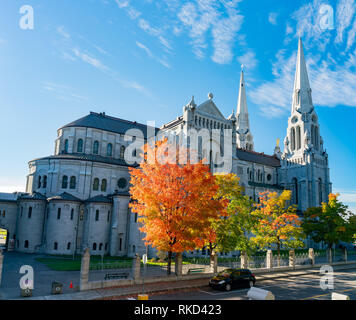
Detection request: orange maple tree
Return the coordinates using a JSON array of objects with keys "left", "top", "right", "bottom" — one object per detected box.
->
[{"left": 129, "top": 139, "right": 227, "bottom": 274}]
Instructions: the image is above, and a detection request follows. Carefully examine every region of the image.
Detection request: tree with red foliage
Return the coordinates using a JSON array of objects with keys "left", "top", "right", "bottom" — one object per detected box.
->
[{"left": 129, "top": 140, "right": 227, "bottom": 274}]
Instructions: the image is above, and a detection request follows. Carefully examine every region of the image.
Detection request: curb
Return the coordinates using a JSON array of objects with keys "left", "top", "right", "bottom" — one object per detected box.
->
[{"left": 13, "top": 263, "right": 356, "bottom": 300}]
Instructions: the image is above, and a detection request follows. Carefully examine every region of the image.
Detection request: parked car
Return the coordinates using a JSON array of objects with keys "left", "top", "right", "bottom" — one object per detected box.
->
[{"left": 209, "top": 268, "right": 256, "bottom": 291}]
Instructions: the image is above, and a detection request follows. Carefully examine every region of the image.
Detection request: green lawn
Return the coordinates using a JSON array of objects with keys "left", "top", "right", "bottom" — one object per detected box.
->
[{"left": 35, "top": 255, "right": 133, "bottom": 271}]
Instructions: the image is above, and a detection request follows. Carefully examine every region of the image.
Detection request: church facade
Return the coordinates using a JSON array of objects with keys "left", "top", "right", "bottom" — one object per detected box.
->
[{"left": 0, "top": 39, "right": 331, "bottom": 256}]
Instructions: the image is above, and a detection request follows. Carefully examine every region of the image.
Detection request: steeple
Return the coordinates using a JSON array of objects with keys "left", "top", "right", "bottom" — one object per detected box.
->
[
  {"left": 292, "top": 38, "right": 313, "bottom": 114},
  {"left": 283, "top": 38, "right": 325, "bottom": 160},
  {"left": 236, "top": 67, "right": 254, "bottom": 151}
]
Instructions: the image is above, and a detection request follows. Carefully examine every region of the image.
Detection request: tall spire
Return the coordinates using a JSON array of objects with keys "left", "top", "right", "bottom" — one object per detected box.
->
[
  {"left": 292, "top": 38, "right": 313, "bottom": 114},
  {"left": 236, "top": 67, "right": 254, "bottom": 151}
]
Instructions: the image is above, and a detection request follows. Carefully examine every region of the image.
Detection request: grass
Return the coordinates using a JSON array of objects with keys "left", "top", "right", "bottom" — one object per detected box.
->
[{"left": 36, "top": 255, "right": 133, "bottom": 271}]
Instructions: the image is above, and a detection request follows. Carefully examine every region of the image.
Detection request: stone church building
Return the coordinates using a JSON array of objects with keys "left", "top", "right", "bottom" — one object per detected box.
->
[{"left": 0, "top": 39, "right": 331, "bottom": 256}]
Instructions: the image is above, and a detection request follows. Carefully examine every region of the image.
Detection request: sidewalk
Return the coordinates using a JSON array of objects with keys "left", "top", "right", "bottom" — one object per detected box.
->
[{"left": 17, "top": 263, "right": 356, "bottom": 300}]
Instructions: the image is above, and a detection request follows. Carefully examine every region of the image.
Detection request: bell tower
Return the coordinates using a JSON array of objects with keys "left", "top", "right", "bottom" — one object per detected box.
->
[{"left": 280, "top": 39, "right": 332, "bottom": 212}]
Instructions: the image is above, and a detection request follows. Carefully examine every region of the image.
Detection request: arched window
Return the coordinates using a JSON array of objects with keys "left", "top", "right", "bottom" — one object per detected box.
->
[
  {"left": 70, "top": 208, "right": 74, "bottom": 220},
  {"left": 70, "top": 176, "right": 76, "bottom": 189},
  {"left": 318, "top": 178, "right": 323, "bottom": 205},
  {"left": 107, "top": 143, "right": 113, "bottom": 157},
  {"left": 64, "top": 139, "right": 69, "bottom": 153},
  {"left": 296, "top": 126, "right": 301, "bottom": 150},
  {"left": 101, "top": 179, "right": 107, "bottom": 192},
  {"left": 105, "top": 243, "right": 108, "bottom": 251},
  {"left": 291, "top": 127, "right": 296, "bottom": 151},
  {"left": 292, "top": 178, "right": 298, "bottom": 205},
  {"left": 99, "top": 243, "right": 103, "bottom": 251},
  {"left": 57, "top": 208, "right": 61, "bottom": 220},
  {"left": 93, "top": 178, "right": 99, "bottom": 191},
  {"left": 93, "top": 141, "right": 99, "bottom": 154},
  {"left": 28, "top": 207, "right": 32, "bottom": 219},
  {"left": 24, "top": 240, "right": 29, "bottom": 248},
  {"left": 43, "top": 175, "right": 47, "bottom": 188},
  {"left": 62, "top": 176, "right": 68, "bottom": 189},
  {"left": 132, "top": 245, "right": 136, "bottom": 253},
  {"left": 77, "top": 139, "right": 83, "bottom": 153},
  {"left": 120, "top": 146, "right": 125, "bottom": 159},
  {"left": 38, "top": 176, "right": 42, "bottom": 189},
  {"left": 93, "top": 243, "right": 97, "bottom": 250},
  {"left": 107, "top": 211, "right": 111, "bottom": 222},
  {"left": 311, "top": 125, "right": 315, "bottom": 148},
  {"left": 315, "top": 126, "right": 319, "bottom": 151},
  {"left": 67, "top": 242, "right": 71, "bottom": 250},
  {"left": 95, "top": 210, "right": 99, "bottom": 221},
  {"left": 54, "top": 242, "right": 58, "bottom": 250}
]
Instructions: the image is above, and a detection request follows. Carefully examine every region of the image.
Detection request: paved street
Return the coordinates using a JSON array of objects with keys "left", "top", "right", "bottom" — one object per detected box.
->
[{"left": 148, "top": 267, "right": 356, "bottom": 300}]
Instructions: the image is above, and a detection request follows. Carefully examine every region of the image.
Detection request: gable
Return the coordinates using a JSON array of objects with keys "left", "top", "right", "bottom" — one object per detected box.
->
[{"left": 196, "top": 100, "right": 226, "bottom": 120}]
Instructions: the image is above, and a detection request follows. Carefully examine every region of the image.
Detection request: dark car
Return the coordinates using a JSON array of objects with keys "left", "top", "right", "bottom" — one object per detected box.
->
[{"left": 209, "top": 268, "right": 256, "bottom": 291}]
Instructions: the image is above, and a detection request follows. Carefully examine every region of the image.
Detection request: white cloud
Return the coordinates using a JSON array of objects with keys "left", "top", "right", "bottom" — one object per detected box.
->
[
  {"left": 136, "top": 41, "right": 153, "bottom": 58},
  {"left": 177, "top": 0, "right": 243, "bottom": 64},
  {"left": 117, "top": 79, "right": 152, "bottom": 97},
  {"left": 237, "top": 51, "right": 258, "bottom": 70},
  {"left": 286, "top": 24, "right": 293, "bottom": 35},
  {"left": 57, "top": 26, "right": 70, "bottom": 39},
  {"left": 138, "top": 19, "right": 161, "bottom": 36},
  {"left": 346, "top": 19, "right": 356, "bottom": 50},
  {"left": 251, "top": 46, "right": 356, "bottom": 117},
  {"left": 268, "top": 12, "right": 278, "bottom": 25},
  {"left": 253, "top": 0, "right": 356, "bottom": 117},
  {"left": 115, "top": 0, "right": 130, "bottom": 8},
  {"left": 136, "top": 41, "right": 171, "bottom": 68},
  {"left": 42, "top": 82, "right": 88, "bottom": 101},
  {"left": 72, "top": 48, "right": 109, "bottom": 72},
  {"left": 335, "top": 0, "right": 356, "bottom": 44}
]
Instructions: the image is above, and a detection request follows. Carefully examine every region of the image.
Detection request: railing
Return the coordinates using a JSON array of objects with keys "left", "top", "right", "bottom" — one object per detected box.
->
[
  {"left": 273, "top": 254, "right": 289, "bottom": 267},
  {"left": 89, "top": 260, "right": 132, "bottom": 270},
  {"left": 218, "top": 257, "right": 241, "bottom": 269},
  {"left": 248, "top": 255, "right": 266, "bottom": 269}
]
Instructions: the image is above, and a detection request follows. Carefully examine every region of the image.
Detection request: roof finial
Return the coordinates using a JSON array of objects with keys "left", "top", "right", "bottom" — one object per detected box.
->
[
  {"left": 189, "top": 95, "right": 196, "bottom": 108},
  {"left": 241, "top": 64, "right": 244, "bottom": 72},
  {"left": 208, "top": 92, "right": 213, "bottom": 100}
]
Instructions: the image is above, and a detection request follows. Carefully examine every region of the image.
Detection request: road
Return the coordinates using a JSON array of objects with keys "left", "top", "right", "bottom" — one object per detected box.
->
[{"left": 148, "top": 267, "right": 356, "bottom": 300}]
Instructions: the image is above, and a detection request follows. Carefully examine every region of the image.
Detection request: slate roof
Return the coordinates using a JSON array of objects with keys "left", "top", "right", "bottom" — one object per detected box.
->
[
  {"left": 19, "top": 192, "right": 47, "bottom": 201},
  {"left": 236, "top": 148, "right": 281, "bottom": 167},
  {"left": 31, "top": 153, "right": 139, "bottom": 168},
  {"left": 111, "top": 190, "right": 131, "bottom": 197},
  {"left": 85, "top": 195, "right": 113, "bottom": 203},
  {"left": 0, "top": 192, "right": 23, "bottom": 203},
  {"left": 61, "top": 112, "right": 160, "bottom": 139},
  {"left": 48, "top": 192, "right": 82, "bottom": 202}
]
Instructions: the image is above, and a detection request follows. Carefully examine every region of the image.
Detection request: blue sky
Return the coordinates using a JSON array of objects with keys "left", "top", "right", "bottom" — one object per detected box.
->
[{"left": 0, "top": 0, "right": 355, "bottom": 213}]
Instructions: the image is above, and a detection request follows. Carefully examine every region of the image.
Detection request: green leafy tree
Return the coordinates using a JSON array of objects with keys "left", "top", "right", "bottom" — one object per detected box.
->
[
  {"left": 206, "top": 173, "right": 257, "bottom": 258},
  {"left": 251, "top": 190, "right": 305, "bottom": 266},
  {"left": 302, "top": 193, "right": 355, "bottom": 250}
]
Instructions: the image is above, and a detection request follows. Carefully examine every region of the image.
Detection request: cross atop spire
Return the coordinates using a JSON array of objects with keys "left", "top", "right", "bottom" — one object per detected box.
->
[{"left": 292, "top": 38, "right": 313, "bottom": 114}]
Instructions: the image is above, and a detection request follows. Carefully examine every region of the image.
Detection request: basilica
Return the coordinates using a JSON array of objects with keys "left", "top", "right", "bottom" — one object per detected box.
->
[{"left": 0, "top": 39, "right": 331, "bottom": 256}]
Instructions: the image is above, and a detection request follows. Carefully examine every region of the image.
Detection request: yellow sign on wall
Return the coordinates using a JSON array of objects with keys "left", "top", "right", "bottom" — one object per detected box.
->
[{"left": 0, "top": 228, "right": 7, "bottom": 245}]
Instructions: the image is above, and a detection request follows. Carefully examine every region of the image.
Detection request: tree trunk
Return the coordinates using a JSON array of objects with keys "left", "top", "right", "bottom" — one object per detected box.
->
[{"left": 167, "top": 251, "right": 172, "bottom": 275}]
